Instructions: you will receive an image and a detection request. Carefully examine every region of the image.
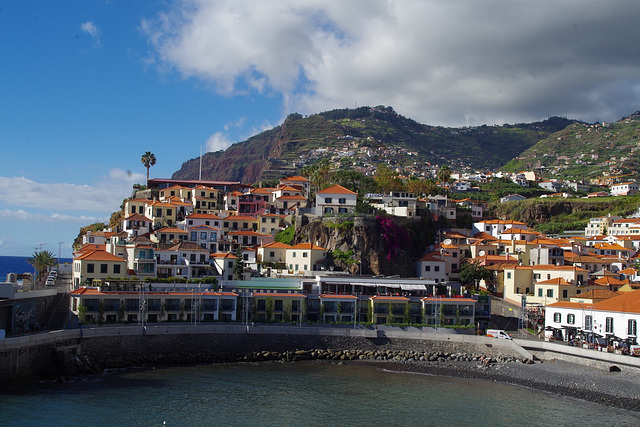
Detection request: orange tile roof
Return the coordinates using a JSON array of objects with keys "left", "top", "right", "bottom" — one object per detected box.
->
[
  {"left": 281, "top": 175, "right": 309, "bottom": 182},
  {"left": 570, "top": 289, "right": 617, "bottom": 300},
  {"left": 260, "top": 242, "right": 292, "bottom": 249},
  {"left": 290, "top": 243, "right": 327, "bottom": 250},
  {"left": 317, "top": 184, "right": 357, "bottom": 195},
  {"left": 371, "top": 295, "right": 410, "bottom": 301},
  {"left": 590, "top": 289, "right": 640, "bottom": 313},
  {"left": 320, "top": 294, "right": 358, "bottom": 299},
  {"left": 75, "top": 250, "right": 125, "bottom": 262},
  {"left": 225, "top": 215, "right": 259, "bottom": 222},
  {"left": 156, "top": 227, "right": 188, "bottom": 234},
  {"left": 210, "top": 253, "right": 237, "bottom": 259}
]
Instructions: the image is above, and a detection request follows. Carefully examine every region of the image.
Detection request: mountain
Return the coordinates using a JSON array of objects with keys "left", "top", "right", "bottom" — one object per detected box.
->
[
  {"left": 501, "top": 112, "right": 640, "bottom": 182},
  {"left": 172, "top": 106, "right": 576, "bottom": 184}
]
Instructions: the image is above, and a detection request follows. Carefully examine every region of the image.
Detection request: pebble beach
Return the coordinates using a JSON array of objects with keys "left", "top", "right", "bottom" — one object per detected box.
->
[{"left": 348, "top": 357, "right": 640, "bottom": 412}]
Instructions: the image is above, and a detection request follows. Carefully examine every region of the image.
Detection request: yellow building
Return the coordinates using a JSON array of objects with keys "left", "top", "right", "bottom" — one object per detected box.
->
[{"left": 72, "top": 249, "right": 127, "bottom": 289}]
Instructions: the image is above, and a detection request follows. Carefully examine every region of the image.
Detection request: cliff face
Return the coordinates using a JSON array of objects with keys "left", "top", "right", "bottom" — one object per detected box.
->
[{"left": 295, "top": 215, "right": 435, "bottom": 277}]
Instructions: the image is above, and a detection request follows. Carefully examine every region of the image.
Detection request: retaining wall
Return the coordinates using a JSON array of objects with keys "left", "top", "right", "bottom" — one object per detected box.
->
[{"left": 0, "top": 325, "right": 525, "bottom": 381}]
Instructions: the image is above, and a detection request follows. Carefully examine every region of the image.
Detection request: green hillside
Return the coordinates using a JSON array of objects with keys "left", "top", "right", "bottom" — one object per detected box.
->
[
  {"left": 172, "top": 106, "right": 575, "bottom": 184},
  {"left": 501, "top": 112, "right": 640, "bottom": 182}
]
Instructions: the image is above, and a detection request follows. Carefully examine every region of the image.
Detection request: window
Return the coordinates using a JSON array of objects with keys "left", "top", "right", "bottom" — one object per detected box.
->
[
  {"left": 554, "top": 312, "right": 561, "bottom": 323},
  {"left": 452, "top": 252, "right": 457, "bottom": 258},
  {"left": 325, "top": 197, "right": 332, "bottom": 204},
  {"left": 201, "top": 232, "right": 207, "bottom": 239},
  {"left": 434, "top": 266, "right": 440, "bottom": 272},
  {"left": 538, "top": 288, "right": 543, "bottom": 297},
  {"left": 338, "top": 198, "right": 346, "bottom": 204},
  {"left": 534, "top": 274, "right": 540, "bottom": 280},
  {"left": 269, "top": 251, "right": 275, "bottom": 258},
  {"left": 567, "top": 314, "right": 575, "bottom": 324},
  {"left": 425, "top": 265, "right": 431, "bottom": 272},
  {"left": 274, "top": 300, "right": 283, "bottom": 311},
  {"left": 100, "top": 264, "right": 108, "bottom": 274},
  {"left": 292, "top": 252, "right": 296, "bottom": 258},
  {"left": 562, "top": 289, "right": 568, "bottom": 298},
  {"left": 113, "top": 264, "right": 121, "bottom": 274},
  {"left": 606, "top": 317, "right": 614, "bottom": 333},
  {"left": 629, "top": 319, "right": 637, "bottom": 336},
  {"left": 546, "top": 289, "right": 554, "bottom": 298},
  {"left": 87, "top": 263, "right": 94, "bottom": 273},
  {"left": 303, "top": 252, "right": 308, "bottom": 258},
  {"left": 191, "top": 232, "right": 197, "bottom": 241},
  {"left": 506, "top": 272, "right": 511, "bottom": 279},
  {"left": 585, "top": 315, "right": 593, "bottom": 330}
]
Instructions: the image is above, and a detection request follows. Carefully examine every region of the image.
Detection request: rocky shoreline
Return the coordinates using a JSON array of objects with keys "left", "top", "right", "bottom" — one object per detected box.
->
[{"left": 61, "top": 347, "right": 640, "bottom": 412}]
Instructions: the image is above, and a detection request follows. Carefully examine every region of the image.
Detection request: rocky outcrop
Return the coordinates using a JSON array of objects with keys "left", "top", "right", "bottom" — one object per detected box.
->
[{"left": 294, "top": 215, "right": 435, "bottom": 276}]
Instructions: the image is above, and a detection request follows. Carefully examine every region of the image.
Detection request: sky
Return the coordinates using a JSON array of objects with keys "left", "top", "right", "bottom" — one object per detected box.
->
[{"left": 2, "top": 0, "right": 640, "bottom": 258}]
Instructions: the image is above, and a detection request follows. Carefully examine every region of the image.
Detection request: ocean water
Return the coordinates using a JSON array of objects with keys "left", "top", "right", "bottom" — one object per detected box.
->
[
  {"left": 0, "top": 362, "right": 637, "bottom": 426},
  {"left": 0, "top": 255, "right": 72, "bottom": 280}
]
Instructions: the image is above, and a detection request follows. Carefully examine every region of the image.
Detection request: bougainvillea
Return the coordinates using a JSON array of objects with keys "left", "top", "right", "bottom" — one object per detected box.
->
[{"left": 376, "top": 215, "right": 411, "bottom": 262}]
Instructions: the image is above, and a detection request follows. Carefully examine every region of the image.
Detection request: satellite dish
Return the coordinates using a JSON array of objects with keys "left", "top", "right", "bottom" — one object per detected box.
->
[
  {"left": 443, "top": 239, "right": 452, "bottom": 246},
  {"left": 478, "top": 250, "right": 486, "bottom": 256}
]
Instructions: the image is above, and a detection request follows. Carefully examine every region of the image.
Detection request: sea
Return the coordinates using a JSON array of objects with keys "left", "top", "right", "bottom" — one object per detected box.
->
[
  {"left": 1, "top": 362, "right": 638, "bottom": 426},
  {"left": 0, "top": 255, "right": 72, "bottom": 281},
  {"left": 1, "top": 255, "right": 638, "bottom": 425}
]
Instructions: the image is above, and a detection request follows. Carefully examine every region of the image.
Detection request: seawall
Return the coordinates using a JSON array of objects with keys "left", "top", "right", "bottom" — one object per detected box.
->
[{"left": 0, "top": 325, "right": 529, "bottom": 381}]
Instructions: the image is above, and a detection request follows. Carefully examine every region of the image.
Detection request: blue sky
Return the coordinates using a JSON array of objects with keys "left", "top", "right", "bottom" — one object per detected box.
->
[{"left": 2, "top": 0, "right": 640, "bottom": 258}]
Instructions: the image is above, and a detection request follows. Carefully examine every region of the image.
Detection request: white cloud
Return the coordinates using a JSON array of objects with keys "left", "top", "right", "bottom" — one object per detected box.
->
[
  {"left": 0, "top": 209, "right": 105, "bottom": 224},
  {"left": 0, "top": 168, "right": 139, "bottom": 213},
  {"left": 142, "top": 0, "right": 640, "bottom": 126},
  {"left": 205, "top": 131, "right": 234, "bottom": 152},
  {"left": 81, "top": 21, "right": 103, "bottom": 48}
]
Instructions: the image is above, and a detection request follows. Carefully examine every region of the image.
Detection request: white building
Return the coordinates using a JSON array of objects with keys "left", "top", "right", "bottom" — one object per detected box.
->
[
  {"left": 545, "top": 290, "right": 640, "bottom": 344},
  {"left": 610, "top": 182, "right": 639, "bottom": 196},
  {"left": 315, "top": 185, "right": 357, "bottom": 215}
]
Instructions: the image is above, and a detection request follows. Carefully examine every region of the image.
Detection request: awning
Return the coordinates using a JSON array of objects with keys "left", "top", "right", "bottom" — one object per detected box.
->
[{"left": 400, "top": 284, "right": 427, "bottom": 291}]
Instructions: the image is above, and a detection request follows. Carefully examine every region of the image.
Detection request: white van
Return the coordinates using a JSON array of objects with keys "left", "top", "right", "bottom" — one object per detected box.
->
[{"left": 486, "top": 329, "right": 512, "bottom": 340}]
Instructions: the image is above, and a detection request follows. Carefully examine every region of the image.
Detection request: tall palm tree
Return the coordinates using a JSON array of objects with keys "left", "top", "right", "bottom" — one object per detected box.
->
[
  {"left": 141, "top": 151, "right": 157, "bottom": 184},
  {"left": 27, "top": 250, "right": 56, "bottom": 287}
]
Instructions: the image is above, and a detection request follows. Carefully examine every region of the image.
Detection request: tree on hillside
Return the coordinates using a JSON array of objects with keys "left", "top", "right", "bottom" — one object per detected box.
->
[
  {"left": 437, "top": 165, "right": 452, "bottom": 194},
  {"left": 141, "top": 151, "right": 157, "bottom": 183},
  {"left": 301, "top": 158, "right": 332, "bottom": 197},
  {"left": 232, "top": 246, "right": 245, "bottom": 280},
  {"left": 458, "top": 259, "right": 494, "bottom": 291},
  {"left": 374, "top": 164, "right": 402, "bottom": 193},
  {"left": 405, "top": 177, "right": 438, "bottom": 197},
  {"left": 27, "top": 250, "right": 56, "bottom": 287}
]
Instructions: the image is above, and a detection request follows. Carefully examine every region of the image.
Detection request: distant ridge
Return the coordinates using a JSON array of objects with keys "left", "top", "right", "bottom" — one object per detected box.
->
[{"left": 172, "top": 105, "right": 577, "bottom": 184}]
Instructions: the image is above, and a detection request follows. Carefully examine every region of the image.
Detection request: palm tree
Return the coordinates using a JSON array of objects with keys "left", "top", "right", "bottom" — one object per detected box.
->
[
  {"left": 437, "top": 165, "right": 452, "bottom": 195},
  {"left": 141, "top": 151, "right": 157, "bottom": 183},
  {"left": 27, "top": 250, "right": 56, "bottom": 287}
]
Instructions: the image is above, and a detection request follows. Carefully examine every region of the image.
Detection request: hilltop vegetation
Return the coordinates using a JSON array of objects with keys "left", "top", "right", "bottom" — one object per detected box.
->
[
  {"left": 502, "top": 112, "right": 640, "bottom": 182},
  {"left": 172, "top": 106, "right": 575, "bottom": 184},
  {"left": 492, "top": 194, "right": 640, "bottom": 234}
]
